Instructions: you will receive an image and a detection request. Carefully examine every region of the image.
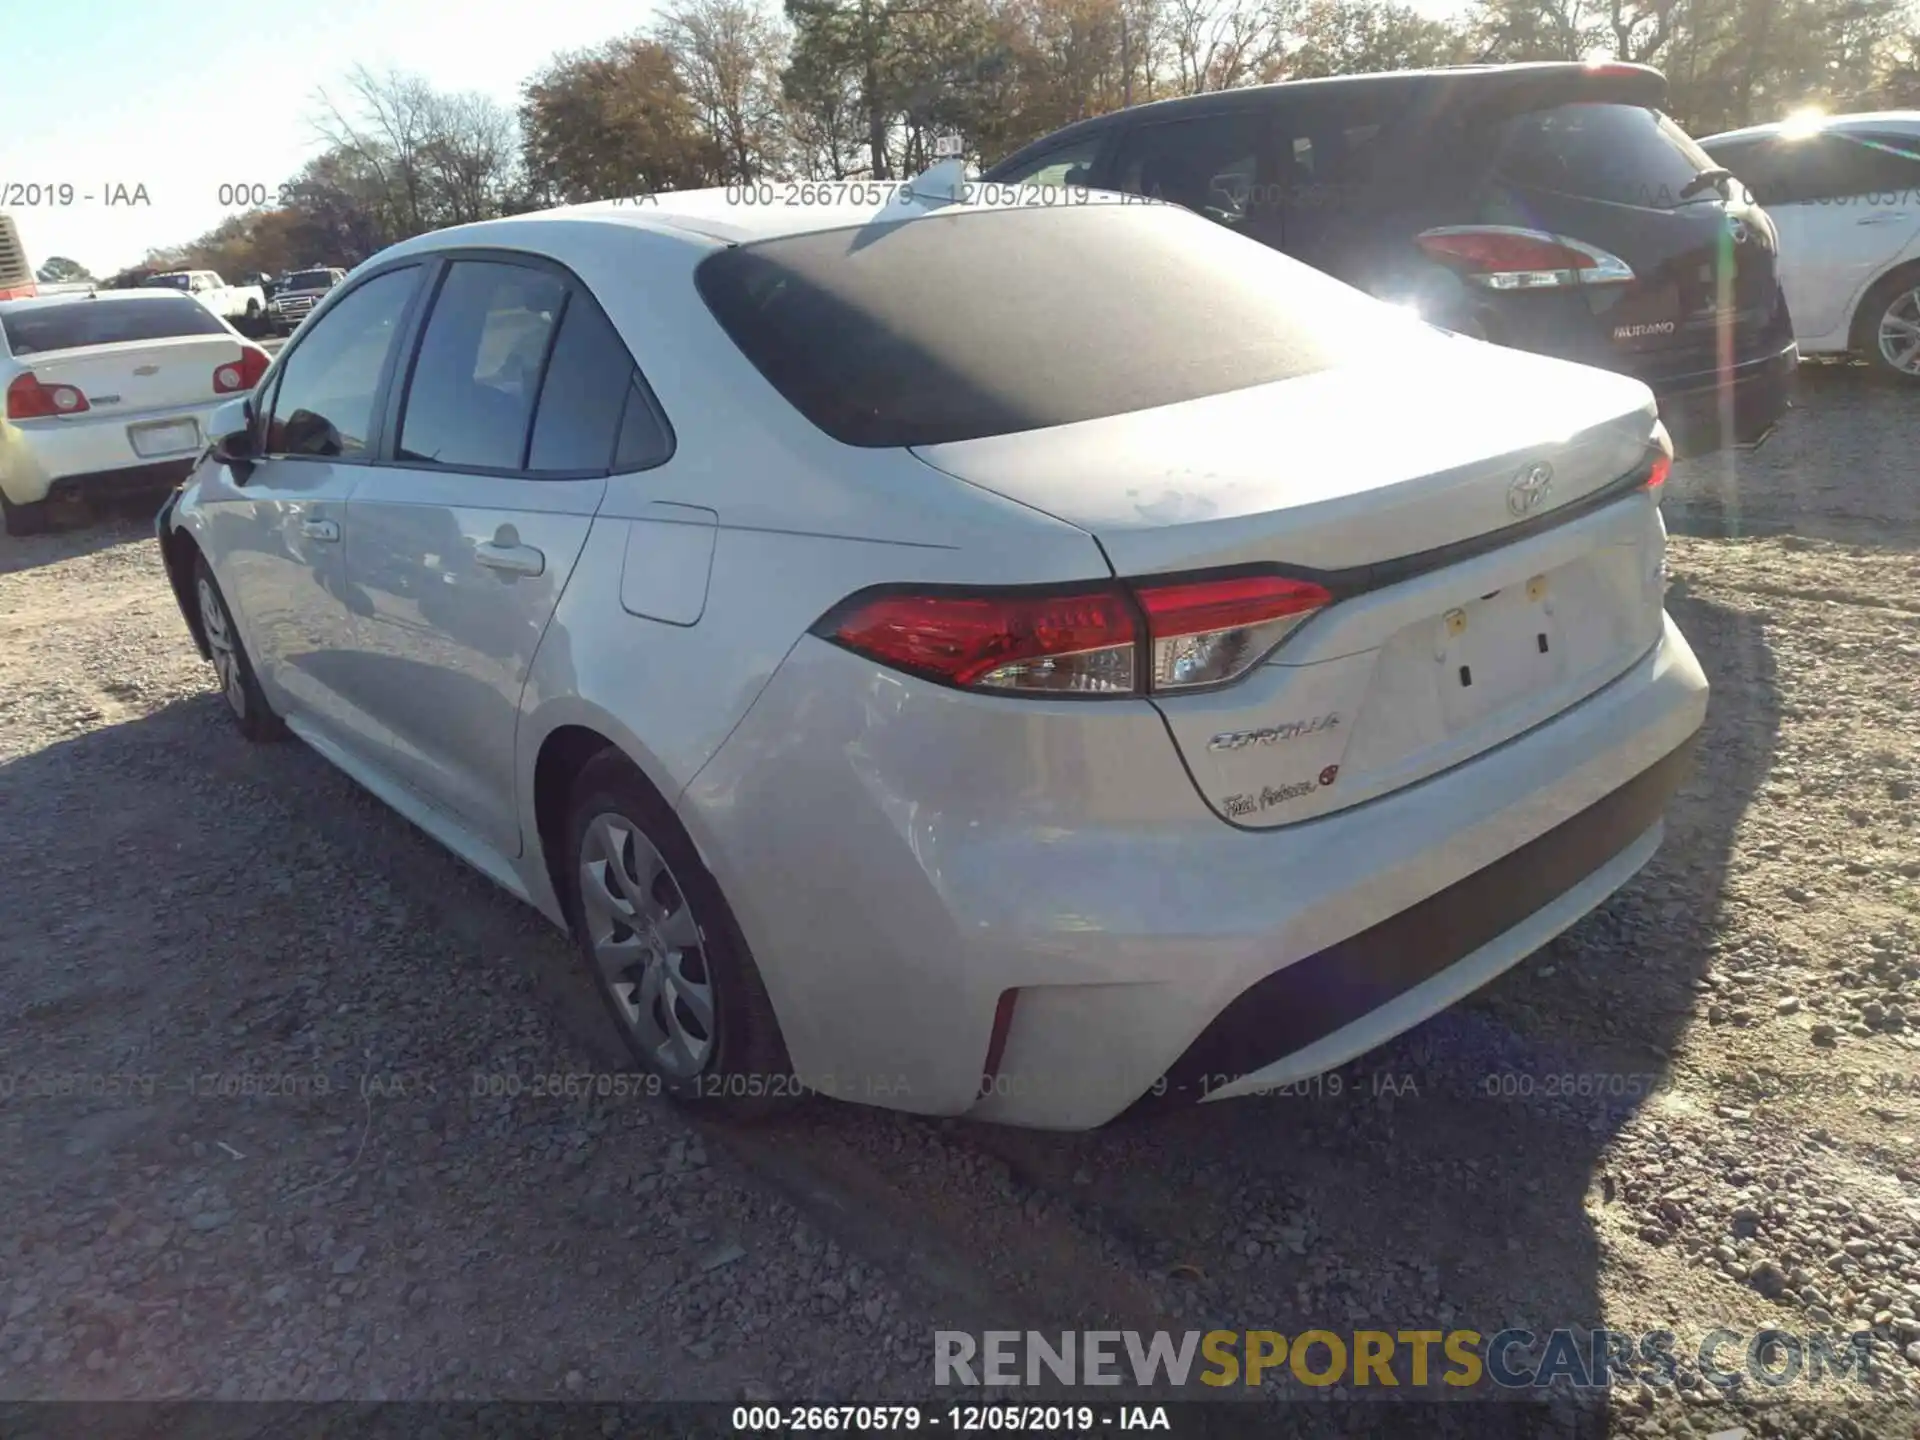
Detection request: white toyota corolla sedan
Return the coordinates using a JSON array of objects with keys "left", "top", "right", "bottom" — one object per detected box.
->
[
  {"left": 156, "top": 176, "right": 1707, "bottom": 1129},
  {"left": 2, "top": 289, "right": 272, "bottom": 534}
]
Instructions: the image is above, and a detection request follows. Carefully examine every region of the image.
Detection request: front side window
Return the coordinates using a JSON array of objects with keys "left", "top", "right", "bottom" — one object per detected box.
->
[
  {"left": 1723, "top": 132, "right": 1920, "bottom": 206},
  {"left": 265, "top": 266, "right": 418, "bottom": 459},
  {"left": 397, "top": 261, "right": 566, "bottom": 471}
]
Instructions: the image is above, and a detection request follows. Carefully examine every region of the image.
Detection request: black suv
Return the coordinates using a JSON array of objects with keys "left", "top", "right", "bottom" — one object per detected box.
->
[{"left": 983, "top": 62, "right": 1795, "bottom": 456}]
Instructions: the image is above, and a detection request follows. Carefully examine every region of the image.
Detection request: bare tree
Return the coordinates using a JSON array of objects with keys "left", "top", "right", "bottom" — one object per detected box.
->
[{"left": 657, "top": 0, "right": 793, "bottom": 178}]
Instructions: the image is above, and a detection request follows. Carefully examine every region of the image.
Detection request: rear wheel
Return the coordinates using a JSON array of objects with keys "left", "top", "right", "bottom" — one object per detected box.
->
[
  {"left": 562, "top": 750, "right": 796, "bottom": 1120},
  {"left": 1857, "top": 265, "right": 1920, "bottom": 384},
  {"left": 1, "top": 494, "right": 50, "bottom": 537},
  {"left": 193, "top": 556, "right": 286, "bottom": 742}
]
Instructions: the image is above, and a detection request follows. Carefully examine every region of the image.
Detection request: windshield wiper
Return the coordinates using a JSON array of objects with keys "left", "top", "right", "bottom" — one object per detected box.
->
[{"left": 1678, "top": 167, "right": 1735, "bottom": 201}]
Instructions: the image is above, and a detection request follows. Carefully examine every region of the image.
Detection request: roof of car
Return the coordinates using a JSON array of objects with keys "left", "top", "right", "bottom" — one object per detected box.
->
[
  {"left": 373, "top": 181, "right": 1162, "bottom": 256},
  {"left": 1699, "top": 111, "right": 1920, "bottom": 145},
  {"left": 0, "top": 288, "right": 199, "bottom": 312},
  {"left": 984, "top": 61, "right": 1667, "bottom": 169}
]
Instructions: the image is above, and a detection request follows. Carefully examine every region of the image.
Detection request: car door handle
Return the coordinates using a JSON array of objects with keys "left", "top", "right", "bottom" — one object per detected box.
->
[
  {"left": 301, "top": 518, "right": 340, "bottom": 542},
  {"left": 474, "top": 542, "right": 545, "bottom": 577},
  {"left": 1856, "top": 213, "right": 1909, "bottom": 225}
]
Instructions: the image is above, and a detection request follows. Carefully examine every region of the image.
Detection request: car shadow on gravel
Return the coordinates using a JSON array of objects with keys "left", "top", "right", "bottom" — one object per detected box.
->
[
  {"left": 732, "top": 586, "right": 1784, "bottom": 1417},
  {"left": 0, "top": 496, "right": 169, "bottom": 576}
]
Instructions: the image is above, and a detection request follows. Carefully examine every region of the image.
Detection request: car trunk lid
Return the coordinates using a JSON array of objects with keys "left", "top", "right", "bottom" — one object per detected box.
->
[
  {"left": 910, "top": 339, "right": 1669, "bottom": 826},
  {"left": 20, "top": 334, "right": 243, "bottom": 415}
]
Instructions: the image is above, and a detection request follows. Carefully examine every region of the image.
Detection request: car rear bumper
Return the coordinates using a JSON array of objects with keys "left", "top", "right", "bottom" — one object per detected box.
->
[
  {"left": 1645, "top": 339, "right": 1798, "bottom": 457},
  {"left": 682, "top": 608, "right": 1709, "bottom": 1130},
  {"left": 0, "top": 398, "right": 216, "bottom": 505}
]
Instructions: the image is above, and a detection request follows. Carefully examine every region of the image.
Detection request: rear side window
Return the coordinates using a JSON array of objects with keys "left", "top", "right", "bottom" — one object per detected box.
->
[
  {"left": 1, "top": 296, "right": 229, "bottom": 356},
  {"left": 1485, "top": 104, "right": 1718, "bottom": 209},
  {"left": 527, "top": 291, "right": 644, "bottom": 472},
  {"left": 696, "top": 202, "right": 1381, "bottom": 448},
  {"left": 1111, "top": 114, "right": 1262, "bottom": 225},
  {"left": 398, "top": 261, "right": 565, "bottom": 471}
]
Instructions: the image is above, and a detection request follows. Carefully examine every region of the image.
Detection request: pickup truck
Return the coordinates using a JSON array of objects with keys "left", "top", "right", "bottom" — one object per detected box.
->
[
  {"left": 142, "top": 270, "right": 269, "bottom": 336},
  {"left": 266, "top": 266, "right": 347, "bottom": 334}
]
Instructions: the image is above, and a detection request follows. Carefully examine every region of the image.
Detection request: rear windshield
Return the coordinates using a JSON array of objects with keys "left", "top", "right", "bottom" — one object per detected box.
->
[
  {"left": 2, "top": 297, "right": 229, "bottom": 356},
  {"left": 146, "top": 274, "right": 193, "bottom": 289},
  {"left": 1484, "top": 103, "right": 1719, "bottom": 210},
  {"left": 695, "top": 203, "right": 1378, "bottom": 448},
  {"left": 287, "top": 271, "right": 335, "bottom": 289}
]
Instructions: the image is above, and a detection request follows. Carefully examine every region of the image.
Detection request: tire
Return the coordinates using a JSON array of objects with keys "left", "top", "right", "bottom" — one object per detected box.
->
[
  {"left": 192, "top": 555, "right": 287, "bottom": 742},
  {"left": 1, "top": 494, "right": 50, "bottom": 537},
  {"left": 1854, "top": 264, "right": 1920, "bottom": 384},
  {"left": 561, "top": 749, "right": 796, "bottom": 1121}
]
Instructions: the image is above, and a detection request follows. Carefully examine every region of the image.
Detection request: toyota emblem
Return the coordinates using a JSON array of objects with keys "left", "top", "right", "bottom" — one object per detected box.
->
[{"left": 1508, "top": 463, "right": 1554, "bottom": 517}]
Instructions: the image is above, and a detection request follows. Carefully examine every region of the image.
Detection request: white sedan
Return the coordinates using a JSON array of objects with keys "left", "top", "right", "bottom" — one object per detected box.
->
[
  {"left": 1700, "top": 112, "right": 1920, "bottom": 380},
  {"left": 1, "top": 289, "right": 272, "bottom": 534},
  {"left": 156, "top": 178, "right": 1706, "bottom": 1129}
]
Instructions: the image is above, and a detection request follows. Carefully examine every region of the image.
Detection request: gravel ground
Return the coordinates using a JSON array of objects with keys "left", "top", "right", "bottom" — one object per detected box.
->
[{"left": 1, "top": 364, "right": 1917, "bottom": 1435}]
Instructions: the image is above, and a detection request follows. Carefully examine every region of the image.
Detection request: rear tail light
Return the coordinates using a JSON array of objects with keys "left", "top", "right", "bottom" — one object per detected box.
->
[
  {"left": 0, "top": 283, "right": 37, "bottom": 301},
  {"left": 5, "top": 373, "right": 91, "bottom": 419},
  {"left": 1133, "top": 574, "right": 1331, "bottom": 690},
  {"left": 214, "top": 345, "right": 272, "bottom": 394},
  {"left": 1646, "top": 421, "right": 1673, "bottom": 496},
  {"left": 1417, "top": 226, "right": 1634, "bottom": 290},
  {"left": 818, "top": 571, "right": 1332, "bottom": 698}
]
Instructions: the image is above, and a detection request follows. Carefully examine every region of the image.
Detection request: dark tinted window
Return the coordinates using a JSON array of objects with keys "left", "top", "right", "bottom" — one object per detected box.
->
[
  {"left": 146, "top": 274, "right": 193, "bottom": 290},
  {"left": 265, "top": 267, "right": 418, "bottom": 458},
  {"left": 527, "top": 291, "right": 638, "bottom": 472},
  {"left": 398, "top": 261, "right": 565, "bottom": 471},
  {"left": 1112, "top": 114, "right": 1262, "bottom": 225},
  {"left": 1271, "top": 109, "right": 1394, "bottom": 212},
  {"left": 1708, "top": 132, "right": 1920, "bottom": 205},
  {"left": 1, "top": 296, "right": 228, "bottom": 355},
  {"left": 287, "top": 270, "right": 337, "bottom": 290},
  {"left": 1485, "top": 104, "right": 1718, "bottom": 209},
  {"left": 613, "top": 381, "right": 673, "bottom": 470},
  {"left": 696, "top": 202, "right": 1379, "bottom": 448}
]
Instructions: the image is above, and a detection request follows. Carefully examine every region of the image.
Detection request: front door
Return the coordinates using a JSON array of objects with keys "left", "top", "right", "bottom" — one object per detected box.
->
[{"left": 204, "top": 264, "right": 423, "bottom": 759}]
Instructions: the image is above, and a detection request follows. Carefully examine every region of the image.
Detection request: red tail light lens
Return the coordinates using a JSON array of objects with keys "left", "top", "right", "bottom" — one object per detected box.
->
[
  {"left": 0, "top": 283, "right": 37, "bottom": 301},
  {"left": 827, "top": 587, "right": 1138, "bottom": 694},
  {"left": 214, "top": 345, "right": 272, "bottom": 394},
  {"left": 1416, "top": 227, "right": 1634, "bottom": 290},
  {"left": 6, "top": 372, "right": 91, "bottom": 419},
  {"left": 1133, "top": 574, "right": 1331, "bottom": 691},
  {"left": 823, "top": 572, "right": 1332, "bottom": 697},
  {"left": 1646, "top": 421, "right": 1673, "bottom": 496}
]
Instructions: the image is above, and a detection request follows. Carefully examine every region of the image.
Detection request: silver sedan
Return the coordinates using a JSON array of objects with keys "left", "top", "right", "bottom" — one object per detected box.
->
[{"left": 156, "top": 180, "right": 1706, "bottom": 1129}]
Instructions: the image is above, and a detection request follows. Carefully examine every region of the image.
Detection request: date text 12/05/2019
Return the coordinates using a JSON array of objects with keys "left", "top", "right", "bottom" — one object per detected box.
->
[{"left": 730, "top": 1406, "right": 1172, "bottom": 1431}]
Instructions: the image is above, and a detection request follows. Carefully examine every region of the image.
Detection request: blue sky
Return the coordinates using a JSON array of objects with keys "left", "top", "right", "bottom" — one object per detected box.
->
[
  {"left": 5, "top": 0, "right": 1469, "bottom": 276},
  {"left": 0, "top": 0, "right": 661, "bottom": 274}
]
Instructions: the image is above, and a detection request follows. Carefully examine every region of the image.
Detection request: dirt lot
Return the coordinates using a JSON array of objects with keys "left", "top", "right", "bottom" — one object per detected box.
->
[{"left": 2, "top": 364, "right": 1918, "bottom": 1435}]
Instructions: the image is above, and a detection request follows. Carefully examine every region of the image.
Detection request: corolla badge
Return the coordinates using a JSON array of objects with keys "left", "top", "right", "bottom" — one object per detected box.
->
[{"left": 1507, "top": 463, "right": 1554, "bottom": 516}]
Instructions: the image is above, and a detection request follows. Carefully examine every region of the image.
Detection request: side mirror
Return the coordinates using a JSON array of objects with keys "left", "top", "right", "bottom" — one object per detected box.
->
[{"left": 208, "top": 397, "right": 259, "bottom": 479}]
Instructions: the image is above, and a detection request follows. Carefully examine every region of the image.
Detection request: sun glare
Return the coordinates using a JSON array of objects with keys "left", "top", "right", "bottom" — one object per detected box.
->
[{"left": 1779, "top": 107, "right": 1827, "bottom": 138}]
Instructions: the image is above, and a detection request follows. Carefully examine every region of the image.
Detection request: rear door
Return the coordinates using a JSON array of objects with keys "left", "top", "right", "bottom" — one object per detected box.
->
[{"left": 339, "top": 254, "right": 633, "bottom": 858}]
